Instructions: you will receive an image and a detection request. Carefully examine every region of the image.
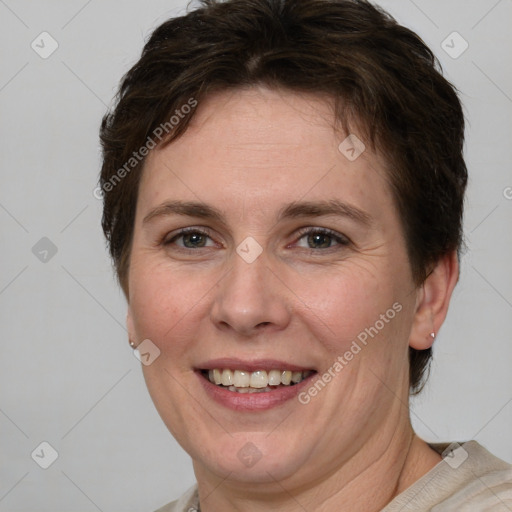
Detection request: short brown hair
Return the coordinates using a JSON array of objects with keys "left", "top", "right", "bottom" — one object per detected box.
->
[{"left": 99, "top": 0, "right": 467, "bottom": 393}]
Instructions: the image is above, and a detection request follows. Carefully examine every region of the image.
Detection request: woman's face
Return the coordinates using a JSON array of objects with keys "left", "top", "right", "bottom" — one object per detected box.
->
[{"left": 127, "top": 87, "right": 421, "bottom": 486}]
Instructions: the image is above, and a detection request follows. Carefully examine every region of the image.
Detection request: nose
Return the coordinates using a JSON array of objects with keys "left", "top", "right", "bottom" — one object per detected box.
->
[{"left": 210, "top": 249, "right": 291, "bottom": 338}]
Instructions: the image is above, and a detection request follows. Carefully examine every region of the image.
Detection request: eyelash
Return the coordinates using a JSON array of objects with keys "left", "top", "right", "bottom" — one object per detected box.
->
[
  {"left": 163, "top": 226, "right": 350, "bottom": 251},
  {"left": 295, "top": 227, "right": 350, "bottom": 250}
]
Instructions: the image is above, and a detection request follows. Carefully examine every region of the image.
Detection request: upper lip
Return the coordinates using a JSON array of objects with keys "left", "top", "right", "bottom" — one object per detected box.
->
[{"left": 196, "top": 358, "right": 316, "bottom": 373}]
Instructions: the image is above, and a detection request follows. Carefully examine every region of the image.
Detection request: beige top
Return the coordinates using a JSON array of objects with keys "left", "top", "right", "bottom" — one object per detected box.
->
[{"left": 155, "top": 441, "right": 512, "bottom": 511}]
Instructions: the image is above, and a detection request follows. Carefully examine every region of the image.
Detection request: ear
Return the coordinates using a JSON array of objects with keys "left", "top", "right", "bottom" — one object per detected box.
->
[
  {"left": 127, "top": 306, "right": 136, "bottom": 344},
  {"left": 409, "top": 251, "right": 459, "bottom": 350}
]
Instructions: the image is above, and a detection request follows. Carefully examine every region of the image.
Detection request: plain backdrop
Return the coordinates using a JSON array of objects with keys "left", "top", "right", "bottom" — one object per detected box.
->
[{"left": 0, "top": 1, "right": 511, "bottom": 511}]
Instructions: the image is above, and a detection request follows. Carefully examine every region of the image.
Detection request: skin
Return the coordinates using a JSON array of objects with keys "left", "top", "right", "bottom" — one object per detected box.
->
[{"left": 126, "top": 86, "right": 459, "bottom": 511}]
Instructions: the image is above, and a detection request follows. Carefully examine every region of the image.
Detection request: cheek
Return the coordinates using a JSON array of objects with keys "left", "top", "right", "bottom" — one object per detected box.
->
[
  {"left": 127, "top": 256, "right": 219, "bottom": 353},
  {"left": 287, "top": 264, "right": 400, "bottom": 352},
  {"left": 128, "top": 243, "right": 410, "bottom": 369}
]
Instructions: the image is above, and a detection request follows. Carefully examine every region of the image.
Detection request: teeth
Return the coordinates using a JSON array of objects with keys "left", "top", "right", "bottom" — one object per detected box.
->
[
  {"left": 281, "top": 370, "right": 292, "bottom": 385},
  {"left": 268, "top": 369, "right": 281, "bottom": 385},
  {"left": 232, "top": 386, "right": 250, "bottom": 393},
  {"left": 213, "top": 368, "right": 222, "bottom": 385},
  {"left": 221, "top": 369, "right": 233, "bottom": 386},
  {"left": 228, "top": 385, "right": 271, "bottom": 393},
  {"left": 233, "top": 370, "right": 250, "bottom": 387},
  {"left": 206, "top": 368, "right": 313, "bottom": 390},
  {"left": 250, "top": 370, "right": 268, "bottom": 388},
  {"left": 291, "top": 371, "right": 302, "bottom": 383}
]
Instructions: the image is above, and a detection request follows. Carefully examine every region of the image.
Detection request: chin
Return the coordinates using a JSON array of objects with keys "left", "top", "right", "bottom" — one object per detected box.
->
[{"left": 190, "top": 430, "right": 313, "bottom": 484}]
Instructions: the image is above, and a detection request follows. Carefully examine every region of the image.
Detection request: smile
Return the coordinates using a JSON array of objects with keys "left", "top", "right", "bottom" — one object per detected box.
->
[{"left": 201, "top": 368, "right": 315, "bottom": 393}]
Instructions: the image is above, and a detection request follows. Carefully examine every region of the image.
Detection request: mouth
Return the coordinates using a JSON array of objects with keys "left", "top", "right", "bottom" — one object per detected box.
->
[
  {"left": 195, "top": 358, "right": 318, "bottom": 410},
  {"left": 200, "top": 368, "right": 316, "bottom": 393}
]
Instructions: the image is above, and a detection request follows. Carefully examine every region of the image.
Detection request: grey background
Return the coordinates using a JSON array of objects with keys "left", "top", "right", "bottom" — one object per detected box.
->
[{"left": 0, "top": 0, "right": 511, "bottom": 511}]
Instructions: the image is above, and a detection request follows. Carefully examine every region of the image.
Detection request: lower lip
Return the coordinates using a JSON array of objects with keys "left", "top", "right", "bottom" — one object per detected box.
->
[{"left": 196, "top": 371, "right": 316, "bottom": 411}]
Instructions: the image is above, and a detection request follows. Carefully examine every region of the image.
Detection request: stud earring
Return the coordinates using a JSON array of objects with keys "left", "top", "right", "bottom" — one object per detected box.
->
[
  {"left": 430, "top": 332, "right": 435, "bottom": 340},
  {"left": 129, "top": 340, "right": 136, "bottom": 348}
]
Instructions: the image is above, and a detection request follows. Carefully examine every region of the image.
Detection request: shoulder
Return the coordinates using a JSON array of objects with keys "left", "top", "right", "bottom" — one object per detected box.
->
[
  {"left": 383, "top": 441, "right": 512, "bottom": 511},
  {"left": 154, "top": 484, "right": 199, "bottom": 512},
  {"left": 434, "top": 441, "right": 512, "bottom": 510}
]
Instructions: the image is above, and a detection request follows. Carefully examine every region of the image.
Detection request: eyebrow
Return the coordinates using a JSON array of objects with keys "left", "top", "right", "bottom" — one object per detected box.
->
[{"left": 142, "top": 199, "right": 372, "bottom": 227}]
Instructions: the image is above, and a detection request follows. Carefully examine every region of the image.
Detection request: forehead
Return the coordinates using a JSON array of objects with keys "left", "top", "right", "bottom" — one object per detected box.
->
[{"left": 137, "top": 86, "right": 393, "bottom": 221}]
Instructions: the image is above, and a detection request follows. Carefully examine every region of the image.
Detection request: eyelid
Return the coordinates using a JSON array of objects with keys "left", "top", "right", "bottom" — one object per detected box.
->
[
  {"left": 293, "top": 226, "right": 351, "bottom": 247},
  {"left": 163, "top": 225, "right": 350, "bottom": 251},
  {"left": 163, "top": 226, "right": 218, "bottom": 246}
]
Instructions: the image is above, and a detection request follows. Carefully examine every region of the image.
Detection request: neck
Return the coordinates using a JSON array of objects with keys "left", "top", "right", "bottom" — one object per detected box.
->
[{"left": 193, "top": 422, "right": 441, "bottom": 512}]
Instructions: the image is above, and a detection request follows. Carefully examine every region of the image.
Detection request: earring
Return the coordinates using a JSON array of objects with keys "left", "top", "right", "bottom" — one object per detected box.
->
[
  {"left": 430, "top": 332, "right": 435, "bottom": 340},
  {"left": 129, "top": 340, "right": 136, "bottom": 349}
]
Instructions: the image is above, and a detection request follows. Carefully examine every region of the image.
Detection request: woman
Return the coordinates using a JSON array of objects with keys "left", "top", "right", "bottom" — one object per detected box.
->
[{"left": 99, "top": 0, "right": 512, "bottom": 510}]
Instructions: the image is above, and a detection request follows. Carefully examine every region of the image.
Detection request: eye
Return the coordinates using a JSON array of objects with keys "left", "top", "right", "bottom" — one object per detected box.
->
[
  {"left": 294, "top": 227, "right": 350, "bottom": 250},
  {"left": 164, "top": 227, "right": 217, "bottom": 249},
  {"left": 162, "top": 226, "right": 350, "bottom": 252}
]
